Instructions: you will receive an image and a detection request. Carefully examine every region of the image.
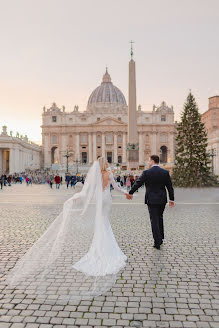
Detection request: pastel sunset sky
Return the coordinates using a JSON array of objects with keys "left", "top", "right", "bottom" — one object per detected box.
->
[{"left": 0, "top": 0, "right": 218, "bottom": 142}]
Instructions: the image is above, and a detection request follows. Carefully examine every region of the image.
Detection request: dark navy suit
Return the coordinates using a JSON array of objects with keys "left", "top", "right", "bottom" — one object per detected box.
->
[{"left": 129, "top": 166, "right": 174, "bottom": 246}]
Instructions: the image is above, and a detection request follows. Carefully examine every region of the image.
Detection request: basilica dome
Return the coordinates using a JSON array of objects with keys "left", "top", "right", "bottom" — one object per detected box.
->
[{"left": 87, "top": 69, "right": 127, "bottom": 110}]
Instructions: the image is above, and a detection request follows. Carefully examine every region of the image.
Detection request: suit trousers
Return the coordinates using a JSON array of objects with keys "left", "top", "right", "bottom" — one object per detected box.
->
[{"left": 147, "top": 204, "right": 166, "bottom": 245}]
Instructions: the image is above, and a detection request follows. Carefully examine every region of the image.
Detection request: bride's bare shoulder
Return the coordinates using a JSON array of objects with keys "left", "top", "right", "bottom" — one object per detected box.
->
[{"left": 101, "top": 170, "right": 110, "bottom": 179}]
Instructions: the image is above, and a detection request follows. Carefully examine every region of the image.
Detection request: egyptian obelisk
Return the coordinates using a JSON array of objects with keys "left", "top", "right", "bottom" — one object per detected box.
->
[{"left": 127, "top": 41, "right": 139, "bottom": 170}]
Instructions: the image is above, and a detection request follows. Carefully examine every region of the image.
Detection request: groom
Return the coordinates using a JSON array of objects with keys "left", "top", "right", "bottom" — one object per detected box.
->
[{"left": 126, "top": 155, "right": 174, "bottom": 249}]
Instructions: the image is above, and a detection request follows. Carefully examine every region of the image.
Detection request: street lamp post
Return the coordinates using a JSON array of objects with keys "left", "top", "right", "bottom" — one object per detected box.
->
[
  {"left": 63, "top": 150, "right": 73, "bottom": 173},
  {"left": 209, "top": 148, "right": 216, "bottom": 174}
]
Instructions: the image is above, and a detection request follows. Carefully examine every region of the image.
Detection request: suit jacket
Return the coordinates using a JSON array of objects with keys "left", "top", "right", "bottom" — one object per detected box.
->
[{"left": 129, "top": 166, "right": 174, "bottom": 205}]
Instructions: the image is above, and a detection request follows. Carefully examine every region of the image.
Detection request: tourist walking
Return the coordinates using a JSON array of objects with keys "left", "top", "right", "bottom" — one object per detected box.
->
[
  {"left": 0, "top": 175, "right": 3, "bottom": 189},
  {"left": 54, "top": 174, "right": 61, "bottom": 189},
  {"left": 65, "top": 174, "right": 71, "bottom": 189},
  {"left": 70, "top": 176, "right": 76, "bottom": 188},
  {"left": 25, "top": 176, "right": 29, "bottom": 186},
  {"left": 49, "top": 176, "right": 54, "bottom": 189},
  {"left": 7, "top": 176, "right": 12, "bottom": 186}
]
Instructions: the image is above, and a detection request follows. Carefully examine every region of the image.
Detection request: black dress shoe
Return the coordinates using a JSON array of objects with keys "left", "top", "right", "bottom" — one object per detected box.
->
[{"left": 153, "top": 244, "right": 160, "bottom": 250}]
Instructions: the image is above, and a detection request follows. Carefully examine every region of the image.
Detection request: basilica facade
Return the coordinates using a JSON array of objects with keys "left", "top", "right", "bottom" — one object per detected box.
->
[{"left": 42, "top": 69, "right": 176, "bottom": 171}]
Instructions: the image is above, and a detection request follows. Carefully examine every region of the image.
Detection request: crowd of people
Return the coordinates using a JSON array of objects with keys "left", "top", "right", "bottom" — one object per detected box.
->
[
  {"left": 48, "top": 174, "right": 85, "bottom": 189},
  {"left": 115, "top": 174, "right": 140, "bottom": 191},
  {"left": 0, "top": 169, "right": 86, "bottom": 190},
  {"left": 0, "top": 169, "right": 140, "bottom": 192}
]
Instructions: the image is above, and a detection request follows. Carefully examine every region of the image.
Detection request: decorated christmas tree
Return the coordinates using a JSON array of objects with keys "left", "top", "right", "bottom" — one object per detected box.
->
[{"left": 172, "top": 92, "right": 217, "bottom": 187}]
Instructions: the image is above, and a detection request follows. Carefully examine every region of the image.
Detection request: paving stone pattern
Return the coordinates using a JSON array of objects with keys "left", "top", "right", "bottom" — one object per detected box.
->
[{"left": 0, "top": 184, "right": 218, "bottom": 327}]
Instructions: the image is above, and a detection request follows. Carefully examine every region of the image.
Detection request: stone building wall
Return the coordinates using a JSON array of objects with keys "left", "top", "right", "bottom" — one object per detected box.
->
[
  {"left": 202, "top": 96, "right": 219, "bottom": 176},
  {"left": 0, "top": 126, "right": 42, "bottom": 174}
]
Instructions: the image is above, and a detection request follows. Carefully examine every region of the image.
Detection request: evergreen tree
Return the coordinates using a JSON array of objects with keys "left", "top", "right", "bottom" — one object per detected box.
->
[{"left": 172, "top": 92, "right": 217, "bottom": 187}]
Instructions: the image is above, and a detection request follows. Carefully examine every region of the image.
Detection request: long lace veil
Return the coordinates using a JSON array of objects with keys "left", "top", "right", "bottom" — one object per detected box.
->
[{"left": 5, "top": 161, "right": 117, "bottom": 303}]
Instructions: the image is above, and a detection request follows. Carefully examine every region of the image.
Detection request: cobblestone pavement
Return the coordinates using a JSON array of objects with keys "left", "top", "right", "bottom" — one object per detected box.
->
[{"left": 0, "top": 184, "right": 219, "bottom": 328}]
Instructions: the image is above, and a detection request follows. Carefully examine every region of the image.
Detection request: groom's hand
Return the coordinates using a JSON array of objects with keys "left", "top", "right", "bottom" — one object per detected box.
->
[
  {"left": 169, "top": 201, "right": 175, "bottom": 208},
  {"left": 126, "top": 193, "right": 133, "bottom": 200}
]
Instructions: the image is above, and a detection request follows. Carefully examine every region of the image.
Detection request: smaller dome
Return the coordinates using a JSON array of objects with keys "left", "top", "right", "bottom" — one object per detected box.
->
[{"left": 87, "top": 68, "right": 127, "bottom": 109}]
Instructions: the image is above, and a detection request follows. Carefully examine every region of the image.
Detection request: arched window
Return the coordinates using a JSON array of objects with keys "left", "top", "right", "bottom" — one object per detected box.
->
[
  {"left": 82, "top": 152, "right": 88, "bottom": 164},
  {"left": 160, "top": 146, "right": 168, "bottom": 163},
  {"left": 51, "top": 146, "right": 58, "bottom": 164},
  {"left": 107, "top": 152, "right": 113, "bottom": 163},
  {"left": 161, "top": 134, "right": 166, "bottom": 142}
]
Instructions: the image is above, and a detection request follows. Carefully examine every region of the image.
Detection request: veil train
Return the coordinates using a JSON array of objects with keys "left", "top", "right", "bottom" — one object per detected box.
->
[{"left": 5, "top": 161, "right": 121, "bottom": 303}]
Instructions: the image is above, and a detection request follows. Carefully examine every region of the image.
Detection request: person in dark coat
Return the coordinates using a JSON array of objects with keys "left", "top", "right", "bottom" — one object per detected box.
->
[
  {"left": 127, "top": 155, "right": 174, "bottom": 249},
  {"left": 65, "top": 174, "right": 71, "bottom": 189},
  {"left": 0, "top": 175, "right": 3, "bottom": 189}
]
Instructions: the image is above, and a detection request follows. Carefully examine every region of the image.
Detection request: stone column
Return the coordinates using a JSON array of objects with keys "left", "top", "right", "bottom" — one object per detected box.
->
[
  {"left": 0, "top": 149, "right": 3, "bottom": 174},
  {"left": 23, "top": 152, "right": 27, "bottom": 168},
  {"left": 215, "top": 142, "right": 219, "bottom": 176},
  {"left": 76, "top": 133, "right": 80, "bottom": 161},
  {"left": 89, "top": 133, "right": 92, "bottom": 164},
  {"left": 152, "top": 131, "right": 157, "bottom": 155},
  {"left": 15, "top": 148, "right": 20, "bottom": 172},
  {"left": 2, "top": 150, "right": 5, "bottom": 173},
  {"left": 102, "top": 133, "right": 105, "bottom": 158},
  {"left": 44, "top": 135, "right": 51, "bottom": 168},
  {"left": 114, "top": 134, "right": 117, "bottom": 164},
  {"left": 139, "top": 132, "right": 144, "bottom": 164},
  {"left": 9, "top": 148, "right": 15, "bottom": 174},
  {"left": 122, "top": 132, "right": 127, "bottom": 163},
  {"left": 19, "top": 150, "right": 24, "bottom": 171},
  {"left": 169, "top": 132, "right": 175, "bottom": 163},
  {"left": 93, "top": 133, "right": 96, "bottom": 161},
  {"left": 61, "top": 134, "right": 67, "bottom": 166}
]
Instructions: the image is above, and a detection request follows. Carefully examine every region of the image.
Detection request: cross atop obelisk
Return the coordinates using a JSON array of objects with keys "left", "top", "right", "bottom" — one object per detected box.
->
[
  {"left": 130, "top": 40, "right": 134, "bottom": 59},
  {"left": 127, "top": 41, "right": 139, "bottom": 170}
]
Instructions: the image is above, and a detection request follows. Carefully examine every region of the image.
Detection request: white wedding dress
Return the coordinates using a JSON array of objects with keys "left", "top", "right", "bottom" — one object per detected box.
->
[
  {"left": 73, "top": 172, "right": 127, "bottom": 276},
  {"left": 5, "top": 162, "right": 127, "bottom": 301}
]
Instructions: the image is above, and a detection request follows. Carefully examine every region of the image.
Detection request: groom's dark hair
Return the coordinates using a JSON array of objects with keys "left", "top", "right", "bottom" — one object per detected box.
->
[{"left": 150, "top": 155, "right": 159, "bottom": 164}]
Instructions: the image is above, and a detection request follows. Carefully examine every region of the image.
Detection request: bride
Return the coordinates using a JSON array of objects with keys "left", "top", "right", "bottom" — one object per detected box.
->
[
  {"left": 72, "top": 157, "right": 128, "bottom": 276},
  {"left": 5, "top": 157, "right": 128, "bottom": 301}
]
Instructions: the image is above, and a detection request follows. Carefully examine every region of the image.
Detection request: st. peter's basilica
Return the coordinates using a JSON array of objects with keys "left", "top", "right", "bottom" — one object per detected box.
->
[{"left": 42, "top": 67, "right": 176, "bottom": 171}]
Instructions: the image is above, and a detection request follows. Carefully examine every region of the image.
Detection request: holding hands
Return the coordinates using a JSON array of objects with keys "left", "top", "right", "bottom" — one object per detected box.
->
[
  {"left": 125, "top": 193, "right": 133, "bottom": 200},
  {"left": 169, "top": 201, "right": 175, "bottom": 208}
]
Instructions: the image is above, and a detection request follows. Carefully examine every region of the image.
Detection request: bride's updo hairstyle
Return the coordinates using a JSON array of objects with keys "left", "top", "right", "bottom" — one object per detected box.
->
[{"left": 98, "top": 157, "right": 107, "bottom": 171}]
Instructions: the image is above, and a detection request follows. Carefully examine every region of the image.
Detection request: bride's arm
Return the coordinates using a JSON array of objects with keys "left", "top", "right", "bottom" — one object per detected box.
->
[{"left": 109, "top": 173, "right": 127, "bottom": 194}]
